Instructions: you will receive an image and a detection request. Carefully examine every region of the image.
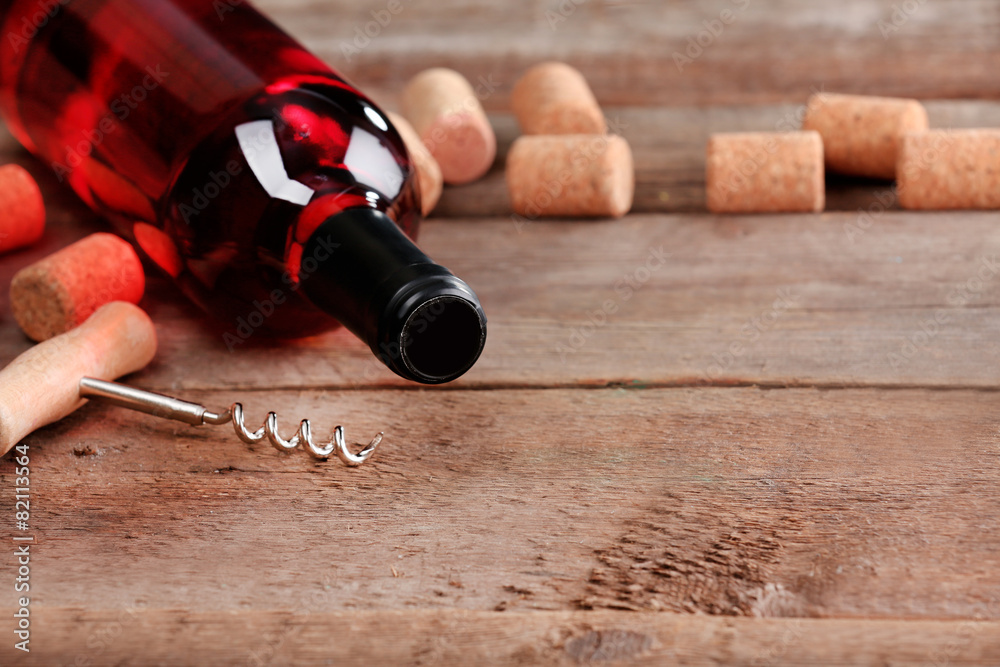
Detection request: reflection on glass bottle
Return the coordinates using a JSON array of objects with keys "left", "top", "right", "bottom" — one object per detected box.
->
[{"left": 0, "top": 0, "right": 486, "bottom": 383}]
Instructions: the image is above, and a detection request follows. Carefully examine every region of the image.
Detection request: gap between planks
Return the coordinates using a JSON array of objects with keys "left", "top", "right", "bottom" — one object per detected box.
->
[{"left": 5, "top": 608, "right": 1000, "bottom": 666}]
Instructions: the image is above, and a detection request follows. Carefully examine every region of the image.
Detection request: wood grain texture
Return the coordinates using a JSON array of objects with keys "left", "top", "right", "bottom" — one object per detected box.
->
[
  {"left": 55, "top": 210, "right": 1000, "bottom": 391},
  {"left": 4, "top": 608, "right": 999, "bottom": 666},
  {"left": 256, "top": 0, "right": 1000, "bottom": 109},
  {"left": 3, "top": 98, "right": 1000, "bottom": 225},
  {"left": 5, "top": 167, "right": 1000, "bottom": 392},
  {"left": 2, "top": 2, "right": 1000, "bottom": 663},
  {"left": 429, "top": 101, "right": 1000, "bottom": 218},
  {"left": 9, "top": 387, "right": 1000, "bottom": 620},
  {"left": 254, "top": 1, "right": 1000, "bottom": 216}
]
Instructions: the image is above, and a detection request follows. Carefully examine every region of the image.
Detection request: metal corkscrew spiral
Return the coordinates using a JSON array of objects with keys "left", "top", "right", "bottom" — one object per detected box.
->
[{"left": 78, "top": 377, "right": 382, "bottom": 465}]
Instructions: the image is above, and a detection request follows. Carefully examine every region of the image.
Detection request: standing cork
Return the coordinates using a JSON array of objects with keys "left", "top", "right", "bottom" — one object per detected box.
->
[
  {"left": 898, "top": 129, "right": 1000, "bottom": 210},
  {"left": 506, "top": 134, "right": 634, "bottom": 219},
  {"left": 706, "top": 131, "right": 825, "bottom": 214},
  {"left": 0, "top": 164, "right": 45, "bottom": 254},
  {"left": 10, "top": 232, "right": 145, "bottom": 342},
  {"left": 0, "top": 301, "right": 157, "bottom": 455},
  {"left": 387, "top": 111, "right": 443, "bottom": 216},
  {"left": 801, "top": 92, "right": 928, "bottom": 180},
  {"left": 400, "top": 68, "right": 497, "bottom": 185},
  {"left": 511, "top": 62, "right": 606, "bottom": 136}
]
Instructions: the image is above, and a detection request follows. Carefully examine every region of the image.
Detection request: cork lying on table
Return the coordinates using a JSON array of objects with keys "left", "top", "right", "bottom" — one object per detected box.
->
[
  {"left": 0, "top": 164, "right": 45, "bottom": 254},
  {"left": 400, "top": 68, "right": 497, "bottom": 186},
  {"left": 10, "top": 232, "right": 145, "bottom": 342},
  {"left": 511, "top": 62, "right": 606, "bottom": 135},
  {"left": 387, "top": 111, "right": 443, "bottom": 216},
  {"left": 898, "top": 129, "right": 1000, "bottom": 210},
  {"left": 706, "top": 131, "right": 825, "bottom": 214},
  {"left": 506, "top": 134, "right": 634, "bottom": 219},
  {"left": 801, "top": 92, "right": 928, "bottom": 180}
]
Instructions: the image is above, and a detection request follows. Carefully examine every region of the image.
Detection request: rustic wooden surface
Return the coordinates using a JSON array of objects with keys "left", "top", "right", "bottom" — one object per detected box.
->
[{"left": 3, "top": 0, "right": 1000, "bottom": 664}]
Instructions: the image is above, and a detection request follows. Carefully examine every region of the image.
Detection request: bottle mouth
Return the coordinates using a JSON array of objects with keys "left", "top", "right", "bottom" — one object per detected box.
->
[
  {"left": 375, "top": 272, "right": 487, "bottom": 384},
  {"left": 400, "top": 295, "right": 486, "bottom": 383},
  {"left": 301, "top": 207, "right": 487, "bottom": 384}
]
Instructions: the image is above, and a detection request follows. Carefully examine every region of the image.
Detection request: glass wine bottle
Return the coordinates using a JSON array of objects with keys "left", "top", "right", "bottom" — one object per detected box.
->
[{"left": 0, "top": 0, "right": 487, "bottom": 384}]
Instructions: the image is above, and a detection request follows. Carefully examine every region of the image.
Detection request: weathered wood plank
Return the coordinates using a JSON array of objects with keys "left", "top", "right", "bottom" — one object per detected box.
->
[
  {"left": 5, "top": 189, "right": 1000, "bottom": 391},
  {"left": 5, "top": 99, "right": 1000, "bottom": 225},
  {"left": 6, "top": 387, "right": 1000, "bottom": 619},
  {"left": 4, "top": 4, "right": 999, "bottom": 664},
  {"left": 256, "top": 0, "right": 1000, "bottom": 108},
  {"left": 7, "top": 103, "right": 1000, "bottom": 394},
  {"left": 431, "top": 101, "right": 1000, "bottom": 218},
  {"left": 5, "top": 608, "right": 1000, "bottom": 666}
]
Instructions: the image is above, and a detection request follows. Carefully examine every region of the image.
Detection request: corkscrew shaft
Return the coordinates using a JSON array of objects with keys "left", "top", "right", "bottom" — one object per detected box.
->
[{"left": 78, "top": 377, "right": 381, "bottom": 465}]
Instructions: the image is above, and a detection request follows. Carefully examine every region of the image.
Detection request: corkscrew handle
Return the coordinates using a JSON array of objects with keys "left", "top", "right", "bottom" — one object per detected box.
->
[
  {"left": 0, "top": 302, "right": 157, "bottom": 456},
  {"left": 78, "top": 377, "right": 382, "bottom": 466}
]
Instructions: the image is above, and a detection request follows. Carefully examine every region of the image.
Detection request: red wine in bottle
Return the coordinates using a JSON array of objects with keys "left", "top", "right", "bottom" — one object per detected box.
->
[{"left": 0, "top": 0, "right": 487, "bottom": 384}]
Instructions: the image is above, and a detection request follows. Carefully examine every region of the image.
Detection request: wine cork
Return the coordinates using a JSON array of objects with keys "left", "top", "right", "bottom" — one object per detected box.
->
[
  {"left": 511, "top": 62, "right": 606, "bottom": 135},
  {"left": 400, "top": 68, "right": 497, "bottom": 185},
  {"left": 0, "top": 164, "right": 45, "bottom": 255},
  {"left": 387, "top": 111, "right": 443, "bottom": 216},
  {"left": 10, "top": 232, "right": 145, "bottom": 342},
  {"left": 898, "top": 129, "right": 1000, "bottom": 210},
  {"left": 0, "top": 302, "right": 157, "bottom": 455},
  {"left": 506, "top": 134, "right": 634, "bottom": 219},
  {"left": 706, "top": 131, "right": 825, "bottom": 214},
  {"left": 801, "top": 92, "right": 928, "bottom": 180}
]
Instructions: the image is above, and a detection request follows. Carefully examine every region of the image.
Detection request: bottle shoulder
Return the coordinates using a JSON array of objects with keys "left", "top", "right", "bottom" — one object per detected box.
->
[
  {"left": 139, "top": 79, "right": 421, "bottom": 336},
  {"left": 159, "top": 81, "right": 419, "bottom": 253}
]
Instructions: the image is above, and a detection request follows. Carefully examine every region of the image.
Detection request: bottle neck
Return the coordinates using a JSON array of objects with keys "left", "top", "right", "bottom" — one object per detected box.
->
[{"left": 301, "top": 208, "right": 487, "bottom": 384}]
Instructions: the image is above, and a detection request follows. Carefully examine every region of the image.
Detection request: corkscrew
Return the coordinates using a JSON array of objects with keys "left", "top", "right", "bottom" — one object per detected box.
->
[{"left": 78, "top": 377, "right": 382, "bottom": 465}]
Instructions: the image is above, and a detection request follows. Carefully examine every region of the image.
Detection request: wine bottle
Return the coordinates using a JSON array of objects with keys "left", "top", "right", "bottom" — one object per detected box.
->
[{"left": 0, "top": 0, "right": 487, "bottom": 384}]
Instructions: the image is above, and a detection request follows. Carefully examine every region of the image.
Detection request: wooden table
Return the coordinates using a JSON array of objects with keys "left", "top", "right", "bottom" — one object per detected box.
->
[{"left": 4, "top": 0, "right": 1000, "bottom": 664}]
